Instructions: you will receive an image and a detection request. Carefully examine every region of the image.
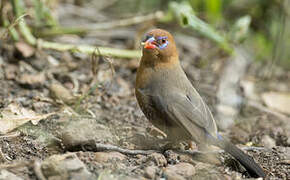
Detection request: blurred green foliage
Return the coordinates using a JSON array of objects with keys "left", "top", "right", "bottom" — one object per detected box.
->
[
  {"left": 187, "top": 0, "right": 289, "bottom": 67},
  {"left": 2, "top": 0, "right": 289, "bottom": 67},
  {"left": 105, "top": 0, "right": 289, "bottom": 67},
  {"left": 189, "top": 0, "right": 223, "bottom": 23},
  {"left": 33, "top": 0, "right": 58, "bottom": 27}
]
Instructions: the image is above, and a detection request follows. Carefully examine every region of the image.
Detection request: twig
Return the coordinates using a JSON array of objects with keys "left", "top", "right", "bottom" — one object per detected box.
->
[
  {"left": 0, "top": 3, "right": 25, "bottom": 40},
  {"left": 95, "top": 143, "right": 160, "bottom": 155},
  {"left": 279, "top": 160, "right": 290, "bottom": 165},
  {"left": 241, "top": 146, "right": 267, "bottom": 151},
  {"left": 72, "top": 141, "right": 266, "bottom": 158},
  {"left": 33, "top": 160, "right": 46, "bottom": 180},
  {"left": 68, "top": 74, "right": 79, "bottom": 93},
  {"left": 91, "top": 47, "right": 100, "bottom": 76},
  {"left": 0, "top": 161, "right": 29, "bottom": 169},
  {"left": 86, "top": 11, "right": 164, "bottom": 30},
  {"left": 0, "top": 148, "right": 8, "bottom": 162},
  {"left": 0, "top": 131, "right": 20, "bottom": 139},
  {"left": 37, "top": 11, "right": 164, "bottom": 37},
  {"left": 86, "top": 109, "right": 96, "bottom": 118},
  {"left": 36, "top": 40, "right": 141, "bottom": 58},
  {"left": 12, "top": 0, "right": 36, "bottom": 45},
  {"left": 8, "top": 13, "right": 29, "bottom": 29}
]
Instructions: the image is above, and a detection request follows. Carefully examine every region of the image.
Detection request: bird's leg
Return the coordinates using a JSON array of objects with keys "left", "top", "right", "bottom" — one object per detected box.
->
[
  {"left": 147, "top": 125, "right": 167, "bottom": 139},
  {"left": 187, "top": 141, "right": 198, "bottom": 151}
]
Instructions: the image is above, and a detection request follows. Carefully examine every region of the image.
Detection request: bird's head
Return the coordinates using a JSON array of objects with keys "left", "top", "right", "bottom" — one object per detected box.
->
[{"left": 141, "top": 29, "right": 178, "bottom": 63}]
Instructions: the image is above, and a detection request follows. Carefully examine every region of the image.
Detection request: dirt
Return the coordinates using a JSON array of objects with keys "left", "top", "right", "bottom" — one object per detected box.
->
[{"left": 1, "top": 28, "right": 290, "bottom": 180}]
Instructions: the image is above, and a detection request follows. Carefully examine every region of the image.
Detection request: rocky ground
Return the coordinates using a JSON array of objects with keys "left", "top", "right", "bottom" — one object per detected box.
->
[{"left": 0, "top": 23, "right": 290, "bottom": 180}]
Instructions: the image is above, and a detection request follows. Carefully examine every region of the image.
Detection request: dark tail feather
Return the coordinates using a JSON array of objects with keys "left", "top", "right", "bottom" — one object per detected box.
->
[{"left": 215, "top": 138, "right": 266, "bottom": 178}]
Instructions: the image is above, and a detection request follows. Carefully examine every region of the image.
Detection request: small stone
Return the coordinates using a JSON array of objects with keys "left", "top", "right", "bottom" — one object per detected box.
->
[
  {"left": 262, "top": 91, "right": 290, "bottom": 115},
  {"left": 15, "top": 42, "right": 35, "bottom": 58},
  {"left": 17, "top": 73, "right": 46, "bottom": 87},
  {"left": 163, "top": 171, "right": 186, "bottom": 180},
  {"left": 122, "top": 176, "right": 148, "bottom": 180},
  {"left": 144, "top": 166, "right": 157, "bottom": 179},
  {"left": 164, "top": 150, "right": 179, "bottom": 164},
  {"left": 94, "top": 152, "right": 126, "bottom": 163},
  {"left": 261, "top": 135, "right": 276, "bottom": 149},
  {"left": 41, "top": 153, "right": 95, "bottom": 180},
  {"left": 32, "top": 101, "right": 53, "bottom": 114},
  {"left": 178, "top": 154, "right": 195, "bottom": 164},
  {"left": 4, "top": 64, "right": 18, "bottom": 80},
  {"left": 164, "top": 163, "right": 195, "bottom": 177},
  {"left": 193, "top": 162, "right": 223, "bottom": 179},
  {"left": 60, "top": 118, "right": 115, "bottom": 149},
  {"left": 49, "top": 83, "right": 76, "bottom": 104},
  {"left": 148, "top": 153, "right": 167, "bottom": 167}
]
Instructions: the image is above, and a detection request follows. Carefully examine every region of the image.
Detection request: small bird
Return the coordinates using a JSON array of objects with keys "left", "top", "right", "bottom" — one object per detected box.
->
[{"left": 135, "top": 29, "right": 266, "bottom": 178}]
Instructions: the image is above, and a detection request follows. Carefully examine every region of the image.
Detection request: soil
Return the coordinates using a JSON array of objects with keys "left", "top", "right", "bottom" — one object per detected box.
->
[{"left": 0, "top": 24, "right": 290, "bottom": 180}]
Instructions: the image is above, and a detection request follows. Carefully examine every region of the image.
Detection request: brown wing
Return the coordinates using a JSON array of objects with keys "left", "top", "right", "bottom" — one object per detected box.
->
[{"left": 150, "top": 90, "right": 218, "bottom": 143}]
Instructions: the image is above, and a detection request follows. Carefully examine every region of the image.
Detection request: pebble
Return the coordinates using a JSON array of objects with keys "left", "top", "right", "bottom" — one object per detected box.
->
[
  {"left": 41, "top": 153, "right": 95, "bottom": 180},
  {"left": 148, "top": 153, "right": 167, "bottom": 167},
  {"left": 261, "top": 135, "right": 276, "bottom": 149},
  {"left": 164, "top": 162, "right": 195, "bottom": 177},
  {"left": 0, "top": 170, "right": 23, "bottom": 180},
  {"left": 60, "top": 118, "right": 115, "bottom": 149},
  {"left": 144, "top": 166, "right": 157, "bottom": 179},
  {"left": 163, "top": 171, "right": 186, "bottom": 180},
  {"left": 94, "top": 152, "right": 126, "bottom": 163}
]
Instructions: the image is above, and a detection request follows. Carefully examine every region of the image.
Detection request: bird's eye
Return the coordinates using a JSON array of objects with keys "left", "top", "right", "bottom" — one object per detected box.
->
[
  {"left": 156, "top": 36, "right": 169, "bottom": 49},
  {"left": 157, "top": 39, "right": 166, "bottom": 45}
]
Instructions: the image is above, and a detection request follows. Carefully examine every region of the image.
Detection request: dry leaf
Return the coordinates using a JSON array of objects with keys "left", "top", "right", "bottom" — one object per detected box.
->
[
  {"left": 262, "top": 91, "right": 290, "bottom": 115},
  {"left": 0, "top": 103, "right": 54, "bottom": 134}
]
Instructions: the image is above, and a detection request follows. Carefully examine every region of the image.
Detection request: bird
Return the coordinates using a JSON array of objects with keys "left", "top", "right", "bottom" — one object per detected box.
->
[{"left": 135, "top": 28, "right": 266, "bottom": 178}]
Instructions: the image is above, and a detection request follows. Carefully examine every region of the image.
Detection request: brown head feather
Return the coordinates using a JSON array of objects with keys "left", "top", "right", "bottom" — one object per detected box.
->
[{"left": 141, "top": 29, "right": 179, "bottom": 67}]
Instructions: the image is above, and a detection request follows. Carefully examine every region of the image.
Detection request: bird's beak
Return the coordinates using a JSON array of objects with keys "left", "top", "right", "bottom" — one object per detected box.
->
[{"left": 142, "top": 37, "right": 157, "bottom": 49}]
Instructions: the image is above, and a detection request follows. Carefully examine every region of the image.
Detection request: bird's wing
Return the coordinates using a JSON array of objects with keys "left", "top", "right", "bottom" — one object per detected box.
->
[{"left": 151, "top": 90, "right": 217, "bottom": 139}]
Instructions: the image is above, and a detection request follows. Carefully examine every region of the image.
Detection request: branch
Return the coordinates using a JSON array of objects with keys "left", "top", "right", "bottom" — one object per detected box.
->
[
  {"left": 37, "top": 39, "right": 141, "bottom": 58},
  {"left": 12, "top": 0, "right": 36, "bottom": 45},
  {"left": 87, "top": 11, "right": 164, "bottom": 30},
  {"left": 37, "top": 11, "right": 164, "bottom": 37},
  {"left": 12, "top": 0, "right": 141, "bottom": 59},
  {"left": 95, "top": 143, "right": 159, "bottom": 155}
]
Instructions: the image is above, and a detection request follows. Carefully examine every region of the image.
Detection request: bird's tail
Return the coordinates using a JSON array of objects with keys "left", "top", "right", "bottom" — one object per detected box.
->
[{"left": 211, "top": 136, "right": 266, "bottom": 178}]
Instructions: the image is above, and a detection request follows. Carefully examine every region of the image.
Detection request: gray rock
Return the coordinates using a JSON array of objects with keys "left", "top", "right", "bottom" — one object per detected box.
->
[
  {"left": 144, "top": 166, "right": 157, "bottom": 179},
  {"left": 41, "top": 153, "right": 96, "bottom": 180},
  {"left": 0, "top": 170, "right": 23, "bottom": 180},
  {"left": 60, "top": 118, "right": 116, "bottom": 149}
]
